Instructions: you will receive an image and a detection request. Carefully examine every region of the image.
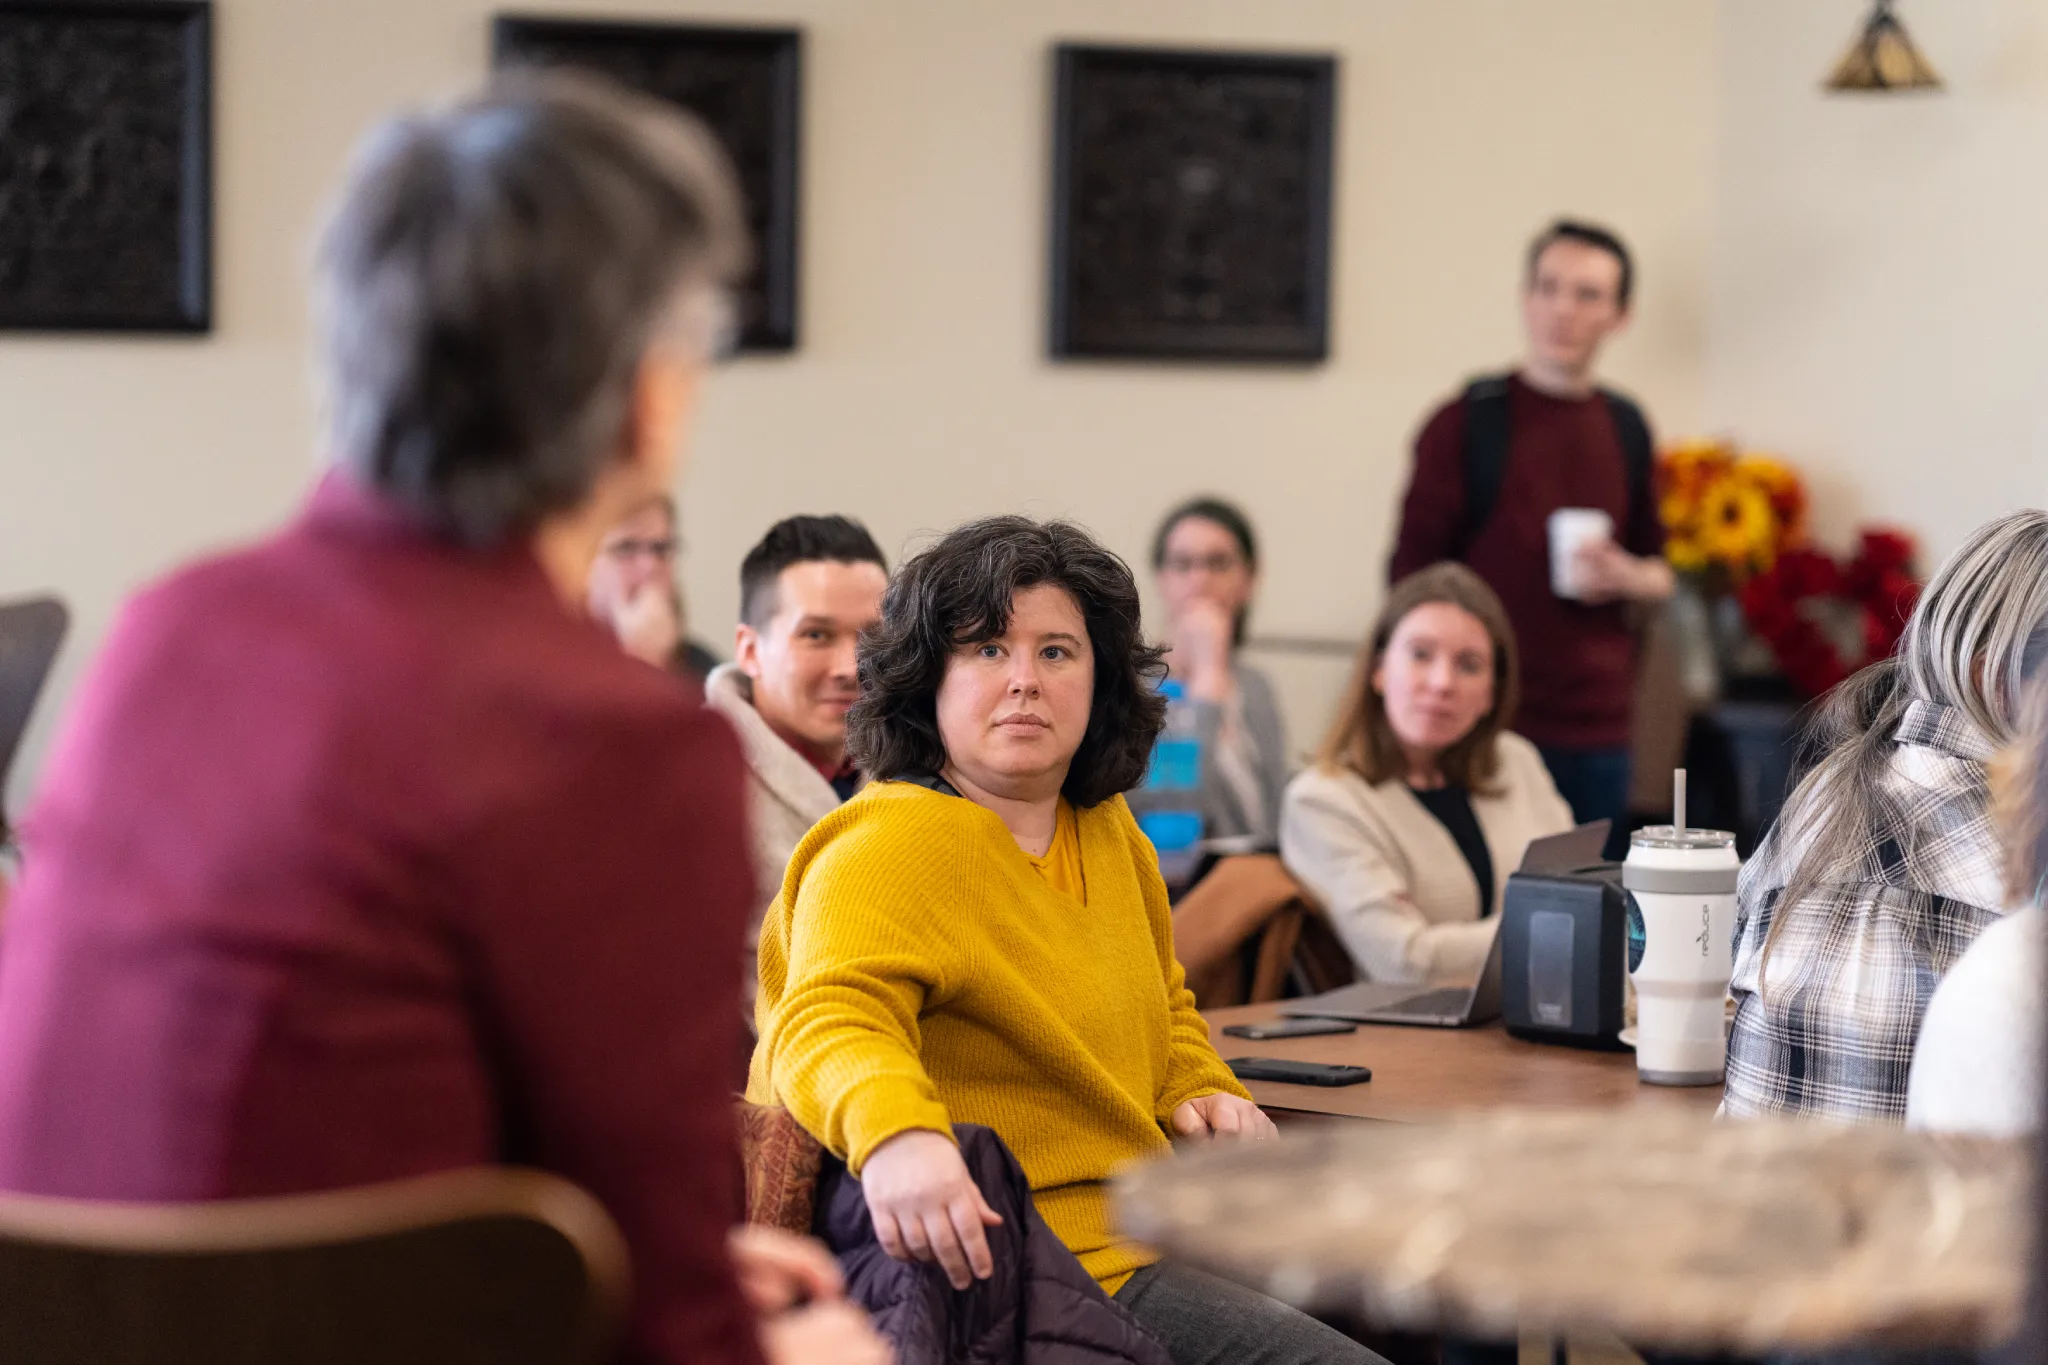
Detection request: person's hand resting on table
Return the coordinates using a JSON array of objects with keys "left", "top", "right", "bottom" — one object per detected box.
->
[
  {"left": 860, "top": 1128, "right": 1004, "bottom": 1291},
  {"left": 730, "top": 1225, "right": 891, "bottom": 1365},
  {"left": 1171, "top": 1092, "right": 1279, "bottom": 1143}
]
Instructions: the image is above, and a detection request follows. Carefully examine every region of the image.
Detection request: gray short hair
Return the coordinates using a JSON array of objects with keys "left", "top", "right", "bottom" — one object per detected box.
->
[{"left": 315, "top": 70, "right": 748, "bottom": 546}]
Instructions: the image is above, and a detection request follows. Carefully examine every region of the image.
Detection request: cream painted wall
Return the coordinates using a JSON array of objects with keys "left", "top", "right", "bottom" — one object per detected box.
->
[
  {"left": 0, "top": 0, "right": 1718, "bottom": 810},
  {"left": 1711, "top": 0, "right": 2048, "bottom": 561}
]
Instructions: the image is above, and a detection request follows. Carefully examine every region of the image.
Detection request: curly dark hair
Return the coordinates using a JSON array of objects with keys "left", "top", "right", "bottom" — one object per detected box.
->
[{"left": 848, "top": 516, "right": 1168, "bottom": 808}]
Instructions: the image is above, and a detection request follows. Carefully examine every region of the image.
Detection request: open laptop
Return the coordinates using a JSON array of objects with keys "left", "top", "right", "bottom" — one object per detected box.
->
[{"left": 1278, "top": 820, "right": 1611, "bottom": 1028}]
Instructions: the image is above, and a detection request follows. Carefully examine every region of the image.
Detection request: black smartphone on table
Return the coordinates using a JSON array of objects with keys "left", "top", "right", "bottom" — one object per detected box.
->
[
  {"left": 1227, "top": 1056, "right": 1372, "bottom": 1087},
  {"left": 1222, "top": 1017, "right": 1358, "bottom": 1041}
]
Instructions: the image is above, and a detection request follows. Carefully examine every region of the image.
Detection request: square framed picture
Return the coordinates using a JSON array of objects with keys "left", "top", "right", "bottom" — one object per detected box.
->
[
  {"left": 493, "top": 15, "right": 801, "bottom": 353},
  {"left": 0, "top": 0, "right": 213, "bottom": 332},
  {"left": 1049, "top": 43, "right": 1336, "bottom": 363}
]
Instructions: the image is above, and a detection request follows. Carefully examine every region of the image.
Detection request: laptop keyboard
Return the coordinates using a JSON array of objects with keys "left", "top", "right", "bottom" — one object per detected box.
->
[{"left": 1383, "top": 986, "right": 1468, "bottom": 1017}]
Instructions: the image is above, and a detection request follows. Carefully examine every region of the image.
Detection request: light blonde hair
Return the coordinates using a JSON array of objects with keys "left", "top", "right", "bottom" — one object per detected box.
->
[{"left": 1760, "top": 509, "right": 2048, "bottom": 996}]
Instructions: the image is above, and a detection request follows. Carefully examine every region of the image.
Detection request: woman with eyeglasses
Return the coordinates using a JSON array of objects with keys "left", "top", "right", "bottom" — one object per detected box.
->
[{"left": 1128, "top": 498, "right": 1304, "bottom": 1003}]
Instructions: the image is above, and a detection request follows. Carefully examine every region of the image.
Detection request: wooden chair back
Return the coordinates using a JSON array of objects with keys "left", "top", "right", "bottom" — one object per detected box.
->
[
  {"left": 0, "top": 1167, "right": 629, "bottom": 1365},
  {"left": 737, "top": 1100, "right": 825, "bottom": 1234}
]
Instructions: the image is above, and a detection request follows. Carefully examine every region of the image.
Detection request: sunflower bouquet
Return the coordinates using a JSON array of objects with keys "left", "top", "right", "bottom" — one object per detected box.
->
[
  {"left": 1658, "top": 439, "right": 1807, "bottom": 581},
  {"left": 1657, "top": 439, "right": 1918, "bottom": 701}
]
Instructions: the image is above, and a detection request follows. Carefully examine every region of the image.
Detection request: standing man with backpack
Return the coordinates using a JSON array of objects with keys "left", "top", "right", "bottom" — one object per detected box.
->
[{"left": 1388, "top": 220, "right": 1673, "bottom": 842}]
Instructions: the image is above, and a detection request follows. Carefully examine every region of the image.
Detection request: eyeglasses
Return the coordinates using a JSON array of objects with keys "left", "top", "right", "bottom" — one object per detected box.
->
[
  {"left": 677, "top": 288, "right": 741, "bottom": 364},
  {"left": 603, "top": 537, "right": 678, "bottom": 562},
  {"left": 1161, "top": 553, "right": 1246, "bottom": 576}
]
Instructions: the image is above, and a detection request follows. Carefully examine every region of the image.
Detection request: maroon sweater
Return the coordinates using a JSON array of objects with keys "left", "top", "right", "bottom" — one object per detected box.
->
[
  {"left": 1389, "top": 373, "right": 1661, "bottom": 749},
  {"left": 0, "top": 474, "right": 762, "bottom": 1365}
]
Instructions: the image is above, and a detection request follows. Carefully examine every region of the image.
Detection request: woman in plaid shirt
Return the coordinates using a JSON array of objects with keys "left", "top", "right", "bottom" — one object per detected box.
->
[{"left": 1722, "top": 509, "right": 2048, "bottom": 1123}]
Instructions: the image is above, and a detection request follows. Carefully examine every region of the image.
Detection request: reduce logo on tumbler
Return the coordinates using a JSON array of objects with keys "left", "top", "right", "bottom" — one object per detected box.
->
[{"left": 1624, "top": 891, "right": 1645, "bottom": 973}]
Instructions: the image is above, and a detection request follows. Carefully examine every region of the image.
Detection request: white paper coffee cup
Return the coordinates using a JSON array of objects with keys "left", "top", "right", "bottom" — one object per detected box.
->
[{"left": 1547, "top": 508, "right": 1614, "bottom": 600}]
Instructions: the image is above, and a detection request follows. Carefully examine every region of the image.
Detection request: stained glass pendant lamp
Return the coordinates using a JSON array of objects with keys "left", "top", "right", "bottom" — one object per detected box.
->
[{"left": 1825, "top": 0, "right": 1943, "bottom": 92}]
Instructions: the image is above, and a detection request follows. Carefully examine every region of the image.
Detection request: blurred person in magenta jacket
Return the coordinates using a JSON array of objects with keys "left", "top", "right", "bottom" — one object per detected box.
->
[{"left": 0, "top": 73, "right": 883, "bottom": 1365}]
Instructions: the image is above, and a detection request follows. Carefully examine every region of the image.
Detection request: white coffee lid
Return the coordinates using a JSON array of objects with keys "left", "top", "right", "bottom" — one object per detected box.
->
[{"left": 1630, "top": 825, "right": 1736, "bottom": 852}]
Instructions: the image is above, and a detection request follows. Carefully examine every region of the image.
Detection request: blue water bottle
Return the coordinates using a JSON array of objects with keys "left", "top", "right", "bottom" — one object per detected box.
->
[{"left": 1138, "top": 680, "right": 1205, "bottom": 888}]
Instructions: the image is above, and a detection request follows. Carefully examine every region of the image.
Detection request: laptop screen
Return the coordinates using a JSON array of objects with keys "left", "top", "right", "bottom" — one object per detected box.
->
[{"left": 1516, "top": 820, "right": 1611, "bottom": 877}]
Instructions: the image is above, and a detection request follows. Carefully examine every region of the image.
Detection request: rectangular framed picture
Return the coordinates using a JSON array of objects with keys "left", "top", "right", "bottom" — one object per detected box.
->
[
  {"left": 493, "top": 14, "right": 801, "bottom": 354},
  {"left": 0, "top": 0, "right": 213, "bottom": 332},
  {"left": 1049, "top": 43, "right": 1336, "bottom": 363}
]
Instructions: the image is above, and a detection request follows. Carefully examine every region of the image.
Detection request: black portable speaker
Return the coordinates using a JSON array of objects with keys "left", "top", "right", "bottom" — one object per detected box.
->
[{"left": 1498, "top": 864, "right": 1630, "bottom": 1050}]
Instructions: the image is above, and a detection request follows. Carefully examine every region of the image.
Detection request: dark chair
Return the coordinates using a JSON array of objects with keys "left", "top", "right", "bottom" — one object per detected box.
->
[
  {"left": 0, "top": 1167, "right": 630, "bottom": 1365},
  {"left": 0, "top": 595, "right": 69, "bottom": 843},
  {"left": 1682, "top": 695, "right": 1806, "bottom": 857},
  {"left": 1288, "top": 898, "right": 1359, "bottom": 998},
  {"left": 1247, "top": 902, "right": 1306, "bottom": 1003}
]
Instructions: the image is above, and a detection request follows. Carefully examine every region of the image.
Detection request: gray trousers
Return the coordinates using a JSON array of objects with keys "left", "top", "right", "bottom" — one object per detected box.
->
[{"left": 1114, "top": 1262, "right": 1390, "bottom": 1365}]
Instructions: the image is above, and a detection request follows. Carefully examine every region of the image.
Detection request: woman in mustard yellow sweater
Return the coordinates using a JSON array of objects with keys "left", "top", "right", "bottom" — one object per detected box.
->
[{"left": 749, "top": 516, "right": 1384, "bottom": 1365}]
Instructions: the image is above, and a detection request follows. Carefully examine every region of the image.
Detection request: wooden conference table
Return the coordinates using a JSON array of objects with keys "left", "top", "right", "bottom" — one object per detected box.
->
[
  {"left": 1181, "top": 1007, "right": 2022, "bottom": 1356},
  {"left": 1203, "top": 1002, "right": 1723, "bottom": 1123}
]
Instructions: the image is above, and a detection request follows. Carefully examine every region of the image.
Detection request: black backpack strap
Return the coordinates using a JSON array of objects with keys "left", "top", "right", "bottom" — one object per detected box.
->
[
  {"left": 1454, "top": 374, "right": 1515, "bottom": 558},
  {"left": 1459, "top": 374, "right": 1654, "bottom": 559},
  {"left": 1599, "top": 389, "right": 1656, "bottom": 553}
]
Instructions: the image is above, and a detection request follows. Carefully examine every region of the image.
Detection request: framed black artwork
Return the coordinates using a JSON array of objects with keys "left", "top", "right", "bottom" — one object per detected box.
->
[
  {"left": 493, "top": 15, "right": 801, "bottom": 354},
  {"left": 1049, "top": 43, "right": 1336, "bottom": 363},
  {"left": 0, "top": 0, "right": 212, "bottom": 332}
]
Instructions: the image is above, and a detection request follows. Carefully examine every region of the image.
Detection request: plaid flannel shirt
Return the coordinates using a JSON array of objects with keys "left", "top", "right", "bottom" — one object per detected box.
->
[{"left": 1720, "top": 699, "right": 2007, "bottom": 1124}]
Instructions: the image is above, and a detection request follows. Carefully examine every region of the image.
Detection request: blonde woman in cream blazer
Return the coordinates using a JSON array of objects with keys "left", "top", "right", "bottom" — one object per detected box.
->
[{"left": 1282, "top": 563, "right": 1573, "bottom": 985}]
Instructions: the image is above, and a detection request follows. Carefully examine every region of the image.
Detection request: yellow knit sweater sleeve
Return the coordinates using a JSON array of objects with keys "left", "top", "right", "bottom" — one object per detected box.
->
[
  {"left": 1106, "top": 796, "right": 1255, "bottom": 1120},
  {"left": 750, "top": 789, "right": 981, "bottom": 1172}
]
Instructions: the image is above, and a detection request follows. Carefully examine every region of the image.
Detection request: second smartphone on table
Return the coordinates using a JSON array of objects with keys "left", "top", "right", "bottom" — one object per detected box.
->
[{"left": 1221, "top": 1017, "right": 1358, "bottom": 1041}]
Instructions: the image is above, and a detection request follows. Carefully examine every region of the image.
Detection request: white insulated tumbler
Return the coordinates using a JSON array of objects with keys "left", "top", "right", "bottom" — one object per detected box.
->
[{"left": 1623, "top": 825, "right": 1740, "bottom": 1086}]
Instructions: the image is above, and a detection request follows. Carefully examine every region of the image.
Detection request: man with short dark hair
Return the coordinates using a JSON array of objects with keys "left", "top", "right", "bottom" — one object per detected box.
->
[
  {"left": 1389, "top": 219, "right": 1674, "bottom": 838},
  {"left": 704, "top": 515, "right": 888, "bottom": 1008}
]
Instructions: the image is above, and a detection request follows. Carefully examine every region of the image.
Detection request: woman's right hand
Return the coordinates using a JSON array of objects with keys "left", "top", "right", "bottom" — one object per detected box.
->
[
  {"left": 1172, "top": 597, "right": 1236, "bottom": 701},
  {"left": 858, "top": 1128, "right": 1003, "bottom": 1290},
  {"left": 760, "top": 1300, "right": 892, "bottom": 1365},
  {"left": 613, "top": 581, "right": 682, "bottom": 668}
]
